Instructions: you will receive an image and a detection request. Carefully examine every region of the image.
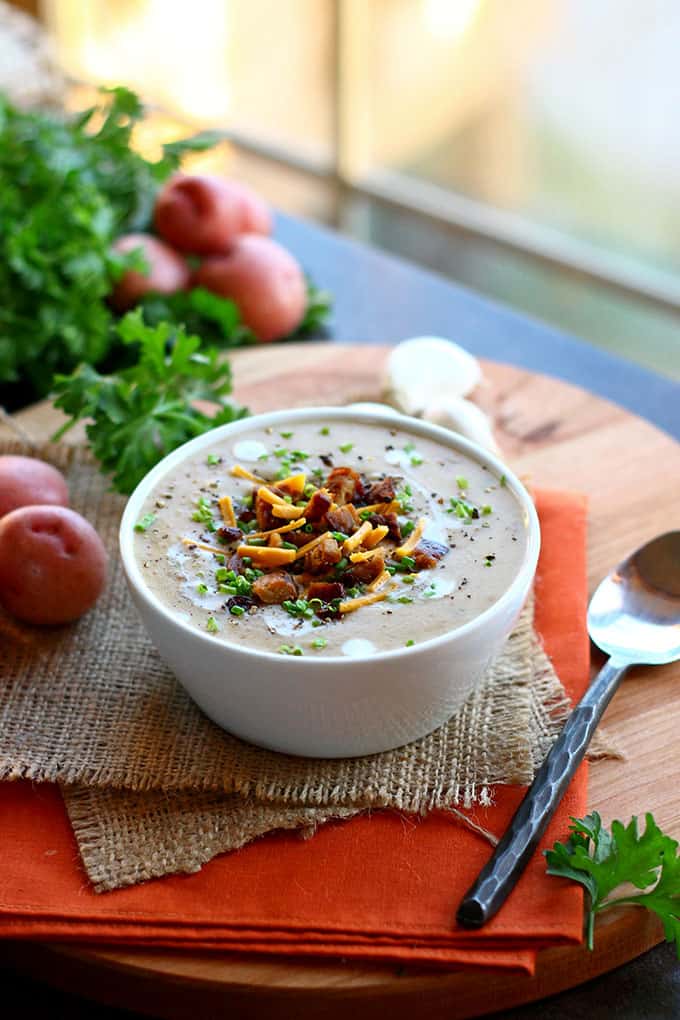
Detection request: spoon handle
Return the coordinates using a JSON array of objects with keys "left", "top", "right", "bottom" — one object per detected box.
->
[{"left": 457, "top": 657, "right": 627, "bottom": 928}]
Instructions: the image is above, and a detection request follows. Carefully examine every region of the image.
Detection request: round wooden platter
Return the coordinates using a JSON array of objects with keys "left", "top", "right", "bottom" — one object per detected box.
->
[{"left": 5, "top": 343, "right": 680, "bottom": 1019}]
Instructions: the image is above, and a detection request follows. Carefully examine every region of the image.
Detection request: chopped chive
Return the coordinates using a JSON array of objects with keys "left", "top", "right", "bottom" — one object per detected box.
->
[
  {"left": 405, "top": 639, "right": 415, "bottom": 647},
  {"left": 196, "top": 582, "right": 209, "bottom": 594},
  {"left": 500, "top": 474, "right": 507, "bottom": 487},
  {"left": 134, "top": 513, "right": 156, "bottom": 533},
  {"left": 456, "top": 475, "right": 469, "bottom": 489},
  {"left": 400, "top": 520, "right": 415, "bottom": 538},
  {"left": 213, "top": 553, "right": 226, "bottom": 565},
  {"left": 409, "top": 453, "right": 423, "bottom": 466},
  {"left": 241, "top": 556, "right": 252, "bottom": 566},
  {"left": 281, "top": 541, "right": 297, "bottom": 550},
  {"left": 334, "top": 557, "right": 349, "bottom": 575},
  {"left": 206, "top": 453, "right": 221, "bottom": 465},
  {"left": 404, "top": 441, "right": 415, "bottom": 453},
  {"left": 386, "top": 565, "right": 397, "bottom": 575},
  {"left": 402, "top": 575, "right": 416, "bottom": 585},
  {"left": 229, "top": 605, "right": 246, "bottom": 616},
  {"left": 320, "top": 426, "right": 330, "bottom": 436},
  {"left": 331, "top": 531, "right": 348, "bottom": 542},
  {"left": 280, "top": 431, "right": 294, "bottom": 439},
  {"left": 481, "top": 505, "right": 492, "bottom": 516},
  {"left": 215, "top": 568, "right": 229, "bottom": 582},
  {"left": 311, "top": 638, "right": 327, "bottom": 650},
  {"left": 283, "top": 494, "right": 293, "bottom": 504},
  {"left": 279, "top": 644, "right": 304, "bottom": 656},
  {"left": 247, "top": 537, "right": 267, "bottom": 546},
  {"left": 274, "top": 448, "right": 289, "bottom": 459},
  {"left": 311, "top": 619, "right": 324, "bottom": 628},
  {"left": 339, "top": 442, "right": 353, "bottom": 454},
  {"left": 303, "top": 483, "right": 317, "bottom": 498},
  {"left": 359, "top": 509, "right": 373, "bottom": 521},
  {"left": 394, "top": 555, "right": 416, "bottom": 572},
  {"left": 303, "top": 523, "right": 314, "bottom": 533},
  {"left": 206, "top": 616, "right": 219, "bottom": 633},
  {"left": 394, "top": 595, "right": 413, "bottom": 604},
  {"left": 257, "top": 453, "right": 269, "bottom": 461}
]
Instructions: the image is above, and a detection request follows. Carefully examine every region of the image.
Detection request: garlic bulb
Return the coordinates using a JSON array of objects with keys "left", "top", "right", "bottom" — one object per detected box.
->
[
  {"left": 383, "top": 336, "right": 481, "bottom": 416},
  {"left": 423, "top": 397, "right": 500, "bottom": 454}
]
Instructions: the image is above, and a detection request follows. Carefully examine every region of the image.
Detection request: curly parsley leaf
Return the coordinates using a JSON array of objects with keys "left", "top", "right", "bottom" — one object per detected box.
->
[
  {"left": 51, "top": 310, "right": 248, "bottom": 494},
  {"left": 545, "top": 812, "right": 680, "bottom": 953}
]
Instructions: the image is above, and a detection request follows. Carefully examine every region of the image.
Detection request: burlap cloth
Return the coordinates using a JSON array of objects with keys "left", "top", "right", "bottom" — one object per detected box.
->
[{"left": 0, "top": 439, "right": 608, "bottom": 891}]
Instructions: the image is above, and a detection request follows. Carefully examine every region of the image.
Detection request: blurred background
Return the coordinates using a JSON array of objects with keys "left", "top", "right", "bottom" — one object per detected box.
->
[{"left": 3, "top": 0, "right": 679, "bottom": 379}]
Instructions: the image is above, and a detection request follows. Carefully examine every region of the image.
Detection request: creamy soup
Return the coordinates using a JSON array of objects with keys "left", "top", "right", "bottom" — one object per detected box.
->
[{"left": 133, "top": 419, "right": 529, "bottom": 657}]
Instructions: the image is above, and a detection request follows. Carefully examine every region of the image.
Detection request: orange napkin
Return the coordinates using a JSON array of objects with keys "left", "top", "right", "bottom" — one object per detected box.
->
[{"left": 0, "top": 490, "right": 589, "bottom": 974}]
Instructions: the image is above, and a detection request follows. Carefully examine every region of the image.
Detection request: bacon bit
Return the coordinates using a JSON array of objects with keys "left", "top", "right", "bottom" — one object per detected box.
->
[
  {"left": 271, "top": 503, "right": 306, "bottom": 520},
  {"left": 367, "top": 569, "right": 391, "bottom": 592},
  {"left": 326, "top": 466, "right": 364, "bottom": 504},
  {"left": 304, "top": 488, "right": 333, "bottom": 523},
  {"left": 248, "top": 518, "right": 306, "bottom": 540},
  {"left": 216, "top": 526, "right": 242, "bottom": 545},
  {"left": 324, "top": 504, "right": 360, "bottom": 534},
  {"left": 236, "top": 545, "right": 297, "bottom": 567},
  {"left": 413, "top": 538, "right": 449, "bottom": 570},
  {"left": 307, "top": 581, "right": 345, "bottom": 602},
  {"left": 276, "top": 473, "right": 307, "bottom": 497},
  {"left": 366, "top": 512, "right": 402, "bottom": 542},
  {"left": 342, "top": 520, "right": 373, "bottom": 553},
  {"left": 231, "top": 464, "right": 267, "bottom": 485},
  {"left": 181, "top": 537, "right": 225, "bottom": 555},
  {"left": 345, "top": 553, "right": 385, "bottom": 585},
  {"left": 395, "top": 517, "right": 427, "bottom": 558},
  {"left": 305, "top": 535, "right": 343, "bottom": 575},
  {"left": 366, "top": 477, "right": 397, "bottom": 503},
  {"left": 294, "top": 532, "right": 328, "bottom": 559},
  {"left": 363, "top": 524, "right": 389, "bottom": 548},
  {"left": 218, "top": 494, "right": 237, "bottom": 527},
  {"left": 338, "top": 585, "right": 395, "bottom": 614},
  {"left": 252, "top": 571, "right": 298, "bottom": 604}
]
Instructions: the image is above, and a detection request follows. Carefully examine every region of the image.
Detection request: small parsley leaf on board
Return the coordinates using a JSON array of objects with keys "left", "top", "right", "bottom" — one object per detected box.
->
[
  {"left": 51, "top": 310, "right": 248, "bottom": 494},
  {"left": 545, "top": 812, "right": 680, "bottom": 953}
]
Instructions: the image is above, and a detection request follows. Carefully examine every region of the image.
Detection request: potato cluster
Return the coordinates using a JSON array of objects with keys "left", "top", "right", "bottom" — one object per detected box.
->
[
  {"left": 0, "top": 456, "right": 107, "bottom": 625},
  {"left": 111, "top": 176, "right": 306, "bottom": 342}
]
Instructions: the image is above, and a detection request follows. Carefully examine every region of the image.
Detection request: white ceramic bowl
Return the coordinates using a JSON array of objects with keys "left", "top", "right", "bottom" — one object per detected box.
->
[{"left": 120, "top": 406, "right": 540, "bottom": 758}]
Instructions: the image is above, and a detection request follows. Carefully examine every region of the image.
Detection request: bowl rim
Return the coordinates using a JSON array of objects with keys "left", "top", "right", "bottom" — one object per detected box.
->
[{"left": 119, "top": 405, "right": 541, "bottom": 665}]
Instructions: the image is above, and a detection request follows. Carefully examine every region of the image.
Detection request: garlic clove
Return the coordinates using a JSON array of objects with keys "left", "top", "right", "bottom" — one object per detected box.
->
[
  {"left": 383, "top": 336, "right": 482, "bottom": 416},
  {"left": 423, "top": 396, "right": 500, "bottom": 454}
]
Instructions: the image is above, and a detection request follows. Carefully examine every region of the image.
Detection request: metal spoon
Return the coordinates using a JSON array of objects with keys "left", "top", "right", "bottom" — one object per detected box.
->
[{"left": 457, "top": 531, "right": 680, "bottom": 929}]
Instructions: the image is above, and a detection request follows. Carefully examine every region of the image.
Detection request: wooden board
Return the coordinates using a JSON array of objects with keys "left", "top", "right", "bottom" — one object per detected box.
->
[{"left": 4, "top": 343, "right": 680, "bottom": 1019}]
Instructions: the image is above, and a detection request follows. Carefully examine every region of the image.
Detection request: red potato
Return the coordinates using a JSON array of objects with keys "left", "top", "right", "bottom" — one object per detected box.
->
[
  {"left": 110, "top": 233, "right": 190, "bottom": 311},
  {"left": 154, "top": 175, "right": 243, "bottom": 254},
  {"left": 194, "top": 236, "right": 306, "bottom": 342},
  {"left": 227, "top": 180, "right": 272, "bottom": 236},
  {"left": 0, "top": 505, "right": 107, "bottom": 625},
  {"left": 0, "top": 456, "right": 69, "bottom": 519}
]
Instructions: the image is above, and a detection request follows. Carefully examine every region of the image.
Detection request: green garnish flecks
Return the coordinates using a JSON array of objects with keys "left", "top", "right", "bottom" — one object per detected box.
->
[
  {"left": 456, "top": 475, "right": 468, "bottom": 489},
  {"left": 320, "top": 427, "right": 330, "bottom": 436},
  {"left": 311, "top": 638, "right": 327, "bottom": 650},
  {"left": 279, "top": 644, "right": 304, "bottom": 656},
  {"left": 206, "top": 453, "right": 221, "bottom": 465},
  {"left": 206, "top": 616, "right": 219, "bottom": 633},
  {"left": 134, "top": 513, "right": 156, "bottom": 533},
  {"left": 500, "top": 474, "right": 507, "bottom": 487},
  {"left": 482, "top": 504, "right": 493, "bottom": 516},
  {"left": 280, "top": 431, "right": 294, "bottom": 439},
  {"left": 405, "top": 639, "right": 415, "bottom": 647},
  {"left": 339, "top": 442, "right": 354, "bottom": 454}
]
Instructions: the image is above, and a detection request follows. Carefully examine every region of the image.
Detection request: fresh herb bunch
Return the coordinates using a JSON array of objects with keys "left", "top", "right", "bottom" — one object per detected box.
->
[
  {"left": 52, "top": 310, "right": 247, "bottom": 494},
  {"left": 545, "top": 812, "right": 680, "bottom": 954},
  {"left": 0, "top": 87, "right": 220, "bottom": 402}
]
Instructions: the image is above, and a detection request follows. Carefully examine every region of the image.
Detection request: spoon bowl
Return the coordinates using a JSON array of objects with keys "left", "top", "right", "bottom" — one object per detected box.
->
[{"left": 588, "top": 531, "right": 680, "bottom": 666}]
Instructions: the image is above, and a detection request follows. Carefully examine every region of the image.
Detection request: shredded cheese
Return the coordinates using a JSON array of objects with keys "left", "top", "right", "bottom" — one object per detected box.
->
[
  {"left": 181, "top": 538, "right": 226, "bottom": 555},
  {"left": 358, "top": 500, "right": 400, "bottom": 515},
  {"left": 349, "top": 549, "right": 382, "bottom": 563},
  {"left": 218, "top": 495, "right": 236, "bottom": 527},
  {"left": 363, "top": 524, "right": 389, "bottom": 548},
  {"left": 343, "top": 521, "right": 373, "bottom": 553},
  {"left": 268, "top": 532, "right": 283, "bottom": 548},
  {"left": 249, "top": 518, "right": 306, "bottom": 540},
  {"left": 366, "top": 569, "right": 391, "bottom": 592},
  {"left": 237, "top": 545, "right": 296, "bottom": 566},
  {"left": 395, "top": 517, "right": 427, "bottom": 557},
  {"left": 276, "top": 473, "right": 307, "bottom": 497},
  {"left": 338, "top": 586, "right": 394, "bottom": 614},
  {"left": 231, "top": 464, "right": 267, "bottom": 484},
  {"left": 271, "top": 503, "right": 306, "bottom": 520},
  {"left": 257, "top": 486, "right": 289, "bottom": 507}
]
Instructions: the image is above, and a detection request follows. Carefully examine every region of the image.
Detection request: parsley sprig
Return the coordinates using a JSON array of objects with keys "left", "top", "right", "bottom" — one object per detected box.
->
[
  {"left": 545, "top": 812, "right": 680, "bottom": 954},
  {"left": 51, "top": 310, "right": 247, "bottom": 494}
]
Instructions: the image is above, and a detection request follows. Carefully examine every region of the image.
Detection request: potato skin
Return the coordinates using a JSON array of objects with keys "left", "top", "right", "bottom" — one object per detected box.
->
[
  {"left": 0, "top": 456, "right": 69, "bottom": 519},
  {"left": 110, "top": 233, "right": 190, "bottom": 311},
  {"left": 194, "top": 236, "right": 306, "bottom": 341},
  {"left": 154, "top": 175, "right": 243, "bottom": 255},
  {"left": 228, "top": 181, "right": 272, "bottom": 236},
  {"left": 0, "top": 505, "right": 107, "bottom": 625}
]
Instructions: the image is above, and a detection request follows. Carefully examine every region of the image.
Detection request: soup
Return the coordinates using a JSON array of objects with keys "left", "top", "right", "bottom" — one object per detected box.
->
[{"left": 133, "top": 418, "right": 529, "bottom": 657}]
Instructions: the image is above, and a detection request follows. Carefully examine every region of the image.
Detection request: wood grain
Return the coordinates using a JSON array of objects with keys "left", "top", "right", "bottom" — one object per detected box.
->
[{"left": 4, "top": 343, "right": 680, "bottom": 1019}]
